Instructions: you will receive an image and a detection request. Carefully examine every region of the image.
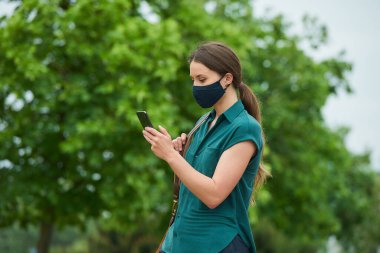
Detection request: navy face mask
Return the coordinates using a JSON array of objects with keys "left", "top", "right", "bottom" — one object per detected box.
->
[{"left": 192, "top": 77, "right": 230, "bottom": 108}]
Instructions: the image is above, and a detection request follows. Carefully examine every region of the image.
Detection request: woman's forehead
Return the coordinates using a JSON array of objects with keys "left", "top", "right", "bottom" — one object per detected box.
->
[{"left": 189, "top": 61, "right": 213, "bottom": 77}]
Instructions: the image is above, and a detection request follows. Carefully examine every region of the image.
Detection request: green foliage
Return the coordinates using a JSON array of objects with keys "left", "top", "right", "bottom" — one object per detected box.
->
[
  {"left": 0, "top": 0, "right": 378, "bottom": 252},
  {"left": 0, "top": 224, "right": 89, "bottom": 253}
]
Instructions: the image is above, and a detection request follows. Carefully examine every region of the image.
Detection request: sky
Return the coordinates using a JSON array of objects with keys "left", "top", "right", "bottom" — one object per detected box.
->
[
  {"left": 254, "top": 0, "right": 380, "bottom": 170},
  {"left": 1, "top": 0, "right": 379, "bottom": 170}
]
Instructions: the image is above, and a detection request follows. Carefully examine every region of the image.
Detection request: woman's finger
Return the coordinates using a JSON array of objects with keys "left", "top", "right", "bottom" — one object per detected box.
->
[
  {"left": 143, "top": 130, "right": 155, "bottom": 140},
  {"left": 181, "top": 133, "right": 187, "bottom": 144},
  {"left": 172, "top": 139, "right": 179, "bottom": 151},
  {"left": 158, "top": 125, "right": 171, "bottom": 138},
  {"left": 145, "top": 127, "right": 163, "bottom": 137},
  {"left": 176, "top": 137, "right": 183, "bottom": 151},
  {"left": 142, "top": 132, "right": 153, "bottom": 144}
]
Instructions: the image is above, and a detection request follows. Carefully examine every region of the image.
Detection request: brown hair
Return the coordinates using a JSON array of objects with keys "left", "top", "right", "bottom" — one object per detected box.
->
[{"left": 188, "top": 41, "right": 271, "bottom": 204}]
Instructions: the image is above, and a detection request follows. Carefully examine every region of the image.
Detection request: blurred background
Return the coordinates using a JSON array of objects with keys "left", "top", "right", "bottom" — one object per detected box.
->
[{"left": 0, "top": 0, "right": 379, "bottom": 253}]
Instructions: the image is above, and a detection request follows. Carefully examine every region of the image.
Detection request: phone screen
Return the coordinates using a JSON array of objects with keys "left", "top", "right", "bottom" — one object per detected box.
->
[{"left": 136, "top": 111, "right": 154, "bottom": 128}]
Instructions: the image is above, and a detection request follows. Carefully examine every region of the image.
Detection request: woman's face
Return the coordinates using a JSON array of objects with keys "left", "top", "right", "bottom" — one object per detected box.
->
[{"left": 189, "top": 60, "right": 221, "bottom": 86}]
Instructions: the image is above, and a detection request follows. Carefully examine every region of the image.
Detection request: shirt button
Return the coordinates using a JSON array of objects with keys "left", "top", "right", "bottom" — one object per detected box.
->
[{"left": 174, "top": 232, "right": 178, "bottom": 237}]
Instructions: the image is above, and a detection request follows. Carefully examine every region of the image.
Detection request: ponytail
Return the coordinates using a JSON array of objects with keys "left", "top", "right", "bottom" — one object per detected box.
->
[{"left": 238, "top": 82, "right": 271, "bottom": 205}]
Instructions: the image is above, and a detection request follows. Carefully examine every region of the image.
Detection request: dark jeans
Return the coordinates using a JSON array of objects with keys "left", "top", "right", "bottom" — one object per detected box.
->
[
  {"left": 219, "top": 234, "right": 249, "bottom": 253},
  {"left": 159, "top": 234, "right": 249, "bottom": 253}
]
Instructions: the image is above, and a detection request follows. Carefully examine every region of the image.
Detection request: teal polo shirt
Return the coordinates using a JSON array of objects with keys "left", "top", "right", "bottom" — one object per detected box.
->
[{"left": 162, "top": 100, "right": 263, "bottom": 253}]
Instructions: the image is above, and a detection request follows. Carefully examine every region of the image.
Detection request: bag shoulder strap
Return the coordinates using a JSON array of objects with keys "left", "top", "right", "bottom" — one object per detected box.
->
[
  {"left": 171, "top": 112, "right": 211, "bottom": 220},
  {"left": 182, "top": 112, "right": 211, "bottom": 158}
]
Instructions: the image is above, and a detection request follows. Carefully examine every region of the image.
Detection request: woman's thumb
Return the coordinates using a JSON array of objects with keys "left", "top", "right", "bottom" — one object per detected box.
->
[{"left": 158, "top": 125, "right": 170, "bottom": 137}]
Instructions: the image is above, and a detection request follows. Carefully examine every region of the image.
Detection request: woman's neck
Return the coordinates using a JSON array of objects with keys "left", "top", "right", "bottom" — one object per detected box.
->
[{"left": 213, "top": 89, "right": 238, "bottom": 118}]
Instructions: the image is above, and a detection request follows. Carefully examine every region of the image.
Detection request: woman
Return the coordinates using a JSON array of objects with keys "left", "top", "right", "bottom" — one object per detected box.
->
[{"left": 142, "top": 42, "right": 270, "bottom": 253}]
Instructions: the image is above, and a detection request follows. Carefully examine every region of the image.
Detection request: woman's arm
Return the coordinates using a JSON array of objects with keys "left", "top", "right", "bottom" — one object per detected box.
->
[{"left": 143, "top": 126, "right": 256, "bottom": 209}]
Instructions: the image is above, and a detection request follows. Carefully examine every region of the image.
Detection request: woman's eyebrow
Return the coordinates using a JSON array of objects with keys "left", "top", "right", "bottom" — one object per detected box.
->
[{"left": 189, "top": 74, "right": 206, "bottom": 78}]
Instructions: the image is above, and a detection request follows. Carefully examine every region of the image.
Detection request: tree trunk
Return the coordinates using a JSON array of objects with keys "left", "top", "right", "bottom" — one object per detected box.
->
[{"left": 37, "top": 222, "right": 54, "bottom": 253}]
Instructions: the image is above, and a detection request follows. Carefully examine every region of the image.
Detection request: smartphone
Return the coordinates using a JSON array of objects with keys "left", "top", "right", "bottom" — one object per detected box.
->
[{"left": 136, "top": 111, "right": 154, "bottom": 129}]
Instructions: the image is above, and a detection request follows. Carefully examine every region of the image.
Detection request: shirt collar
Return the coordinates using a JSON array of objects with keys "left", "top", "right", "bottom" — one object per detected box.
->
[{"left": 210, "top": 100, "right": 245, "bottom": 123}]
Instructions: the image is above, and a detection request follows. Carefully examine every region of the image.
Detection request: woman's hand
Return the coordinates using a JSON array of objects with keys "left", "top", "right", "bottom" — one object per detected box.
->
[
  {"left": 142, "top": 125, "right": 177, "bottom": 162},
  {"left": 172, "top": 133, "right": 187, "bottom": 152}
]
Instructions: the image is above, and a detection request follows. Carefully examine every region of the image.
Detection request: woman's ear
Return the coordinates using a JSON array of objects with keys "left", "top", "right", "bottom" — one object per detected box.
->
[{"left": 225, "top": 73, "right": 234, "bottom": 85}]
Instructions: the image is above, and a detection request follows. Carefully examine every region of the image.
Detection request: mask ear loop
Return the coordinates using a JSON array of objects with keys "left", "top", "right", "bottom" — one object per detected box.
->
[{"left": 223, "top": 83, "right": 231, "bottom": 91}]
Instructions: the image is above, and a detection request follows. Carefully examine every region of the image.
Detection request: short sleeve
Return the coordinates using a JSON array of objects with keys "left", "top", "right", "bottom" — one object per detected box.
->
[{"left": 224, "top": 120, "right": 263, "bottom": 154}]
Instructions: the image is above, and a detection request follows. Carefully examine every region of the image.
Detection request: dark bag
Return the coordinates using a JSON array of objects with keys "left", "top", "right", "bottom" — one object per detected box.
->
[{"left": 156, "top": 113, "right": 210, "bottom": 253}]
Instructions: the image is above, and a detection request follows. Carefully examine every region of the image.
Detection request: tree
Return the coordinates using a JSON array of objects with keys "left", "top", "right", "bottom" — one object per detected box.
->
[{"left": 0, "top": 0, "right": 183, "bottom": 251}]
